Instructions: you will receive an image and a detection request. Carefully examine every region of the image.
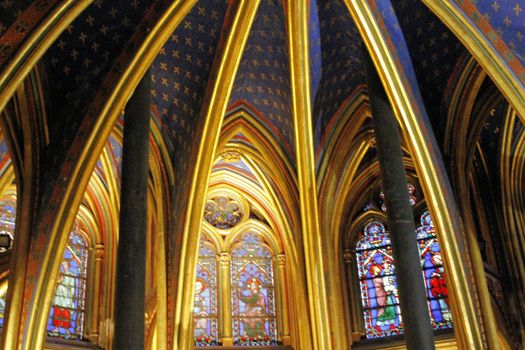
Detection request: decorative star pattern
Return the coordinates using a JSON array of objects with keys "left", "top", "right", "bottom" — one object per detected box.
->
[
  {"left": 0, "top": 0, "right": 32, "bottom": 37},
  {"left": 43, "top": 0, "right": 151, "bottom": 142},
  {"left": 391, "top": 0, "right": 468, "bottom": 140},
  {"left": 454, "top": 0, "right": 525, "bottom": 84},
  {"left": 228, "top": 0, "right": 293, "bottom": 159},
  {"left": 151, "top": 0, "right": 228, "bottom": 185},
  {"left": 476, "top": 0, "right": 525, "bottom": 66},
  {"left": 0, "top": 1, "right": 61, "bottom": 68},
  {"left": 312, "top": 0, "right": 365, "bottom": 147}
]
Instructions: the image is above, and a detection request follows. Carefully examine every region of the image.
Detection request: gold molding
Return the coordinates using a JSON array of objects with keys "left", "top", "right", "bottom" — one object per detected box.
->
[
  {"left": 444, "top": 63, "right": 501, "bottom": 349},
  {"left": 21, "top": 2, "right": 197, "bottom": 349},
  {"left": 422, "top": 1, "right": 525, "bottom": 123},
  {"left": 0, "top": 0, "right": 93, "bottom": 114},
  {"left": 345, "top": 1, "right": 485, "bottom": 348},
  {"left": 286, "top": 1, "right": 332, "bottom": 348},
  {"left": 172, "top": 2, "right": 261, "bottom": 349}
]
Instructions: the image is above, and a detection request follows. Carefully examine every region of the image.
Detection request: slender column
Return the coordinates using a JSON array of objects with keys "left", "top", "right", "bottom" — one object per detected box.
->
[
  {"left": 88, "top": 244, "right": 105, "bottom": 342},
  {"left": 218, "top": 252, "right": 233, "bottom": 346},
  {"left": 113, "top": 69, "right": 151, "bottom": 350},
  {"left": 276, "top": 254, "right": 291, "bottom": 345},
  {"left": 343, "top": 248, "right": 362, "bottom": 342},
  {"left": 286, "top": 2, "right": 331, "bottom": 348},
  {"left": 363, "top": 51, "right": 434, "bottom": 349}
]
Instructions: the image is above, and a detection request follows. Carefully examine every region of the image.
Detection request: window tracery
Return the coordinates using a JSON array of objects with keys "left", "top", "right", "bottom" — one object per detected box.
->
[
  {"left": 194, "top": 240, "right": 219, "bottom": 346},
  {"left": 231, "top": 232, "right": 277, "bottom": 345},
  {"left": 354, "top": 211, "right": 453, "bottom": 339},
  {"left": 204, "top": 196, "right": 243, "bottom": 229},
  {"left": 194, "top": 210, "right": 281, "bottom": 347},
  {"left": 47, "top": 226, "right": 89, "bottom": 340}
]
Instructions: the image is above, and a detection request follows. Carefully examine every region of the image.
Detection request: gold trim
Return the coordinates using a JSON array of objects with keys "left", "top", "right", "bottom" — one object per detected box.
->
[
  {"left": 0, "top": 0, "right": 93, "bottom": 114},
  {"left": 172, "top": 2, "right": 261, "bottom": 349},
  {"left": 345, "top": 1, "right": 485, "bottom": 348},
  {"left": 3, "top": 79, "right": 39, "bottom": 350},
  {"left": 444, "top": 62, "right": 500, "bottom": 349},
  {"left": 286, "top": 1, "right": 332, "bottom": 348},
  {"left": 22, "top": 2, "right": 197, "bottom": 349},
  {"left": 422, "top": 1, "right": 525, "bottom": 124}
]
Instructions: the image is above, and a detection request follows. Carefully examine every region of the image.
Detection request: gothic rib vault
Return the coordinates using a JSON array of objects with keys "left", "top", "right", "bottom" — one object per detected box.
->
[{"left": 0, "top": 0, "right": 524, "bottom": 349}]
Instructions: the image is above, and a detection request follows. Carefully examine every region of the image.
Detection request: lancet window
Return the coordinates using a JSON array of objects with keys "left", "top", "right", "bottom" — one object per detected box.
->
[
  {"left": 355, "top": 211, "right": 453, "bottom": 339},
  {"left": 0, "top": 286, "right": 6, "bottom": 331},
  {"left": 194, "top": 240, "right": 219, "bottom": 345},
  {"left": 47, "top": 226, "right": 89, "bottom": 339},
  {"left": 194, "top": 190, "right": 284, "bottom": 348},
  {"left": 231, "top": 232, "right": 277, "bottom": 345}
]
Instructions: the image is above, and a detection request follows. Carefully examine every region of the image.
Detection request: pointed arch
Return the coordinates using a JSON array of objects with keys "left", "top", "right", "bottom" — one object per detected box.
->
[{"left": 422, "top": 1, "right": 525, "bottom": 119}]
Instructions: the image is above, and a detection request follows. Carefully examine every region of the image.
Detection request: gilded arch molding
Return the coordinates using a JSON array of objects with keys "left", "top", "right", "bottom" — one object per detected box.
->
[
  {"left": 345, "top": 0, "right": 488, "bottom": 347},
  {"left": 422, "top": 1, "right": 525, "bottom": 122},
  {"left": 18, "top": 2, "right": 197, "bottom": 349}
]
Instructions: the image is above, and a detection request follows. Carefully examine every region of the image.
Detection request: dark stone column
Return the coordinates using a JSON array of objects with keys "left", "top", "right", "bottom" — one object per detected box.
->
[
  {"left": 363, "top": 50, "right": 435, "bottom": 350},
  {"left": 113, "top": 69, "right": 151, "bottom": 350}
]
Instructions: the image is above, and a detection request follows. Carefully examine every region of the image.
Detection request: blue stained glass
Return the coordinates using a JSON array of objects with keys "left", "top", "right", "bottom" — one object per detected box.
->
[
  {"left": 0, "top": 286, "right": 6, "bottom": 330},
  {"left": 417, "top": 211, "right": 453, "bottom": 329},
  {"left": 231, "top": 232, "right": 272, "bottom": 259},
  {"left": 194, "top": 239, "right": 219, "bottom": 346},
  {"left": 356, "top": 221, "right": 402, "bottom": 339},
  {"left": 0, "top": 197, "right": 16, "bottom": 252},
  {"left": 356, "top": 213, "right": 453, "bottom": 339},
  {"left": 47, "top": 228, "right": 88, "bottom": 339},
  {"left": 231, "top": 232, "right": 277, "bottom": 346}
]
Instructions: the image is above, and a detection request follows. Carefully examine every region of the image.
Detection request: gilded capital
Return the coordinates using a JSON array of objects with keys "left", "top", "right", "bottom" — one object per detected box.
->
[
  {"left": 94, "top": 244, "right": 105, "bottom": 260},
  {"left": 276, "top": 253, "right": 286, "bottom": 266},
  {"left": 218, "top": 252, "right": 231, "bottom": 266}
]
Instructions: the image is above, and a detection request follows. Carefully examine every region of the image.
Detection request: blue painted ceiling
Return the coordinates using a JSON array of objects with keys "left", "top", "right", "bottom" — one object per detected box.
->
[
  {"left": 227, "top": 0, "right": 294, "bottom": 162},
  {"left": 475, "top": 0, "right": 525, "bottom": 65},
  {"left": 151, "top": 0, "right": 229, "bottom": 179},
  {"left": 391, "top": 0, "right": 469, "bottom": 143},
  {"left": 312, "top": 0, "right": 366, "bottom": 148},
  {"left": 22, "top": 0, "right": 499, "bottom": 179}
]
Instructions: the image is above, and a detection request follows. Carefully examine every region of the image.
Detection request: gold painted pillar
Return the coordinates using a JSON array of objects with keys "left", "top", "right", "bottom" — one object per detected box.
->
[
  {"left": 286, "top": 1, "right": 332, "bottom": 348},
  {"left": 276, "top": 254, "right": 291, "bottom": 345},
  {"left": 88, "top": 243, "right": 105, "bottom": 342},
  {"left": 343, "top": 248, "right": 362, "bottom": 342},
  {"left": 218, "top": 252, "right": 233, "bottom": 346}
]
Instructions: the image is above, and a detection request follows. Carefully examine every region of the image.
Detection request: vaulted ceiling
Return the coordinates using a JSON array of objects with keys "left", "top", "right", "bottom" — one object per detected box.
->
[
  {"left": 0, "top": 1, "right": 524, "bottom": 348},
  {"left": 19, "top": 0, "right": 519, "bottom": 182}
]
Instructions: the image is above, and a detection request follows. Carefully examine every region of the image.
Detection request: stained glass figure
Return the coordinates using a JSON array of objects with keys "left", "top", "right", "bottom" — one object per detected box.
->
[
  {"left": 204, "top": 196, "right": 242, "bottom": 229},
  {"left": 356, "top": 222, "right": 403, "bottom": 338},
  {"left": 194, "top": 239, "right": 219, "bottom": 346},
  {"left": 356, "top": 215, "right": 453, "bottom": 339},
  {"left": 47, "top": 228, "right": 88, "bottom": 339},
  {"left": 417, "top": 211, "right": 453, "bottom": 329},
  {"left": 231, "top": 232, "right": 277, "bottom": 345}
]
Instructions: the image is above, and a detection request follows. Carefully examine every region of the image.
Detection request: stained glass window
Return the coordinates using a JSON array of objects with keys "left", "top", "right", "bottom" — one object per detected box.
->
[
  {"left": 231, "top": 232, "right": 277, "bottom": 346},
  {"left": 417, "top": 211, "right": 453, "bottom": 330},
  {"left": 0, "top": 197, "right": 16, "bottom": 252},
  {"left": 355, "top": 213, "right": 453, "bottom": 339},
  {"left": 356, "top": 222, "right": 403, "bottom": 338},
  {"left": 0, "top": 284, "right": 6, "bottom": 333},
  {"left": 47, "top": 228, "right": 89, "bottom": 339},
  {"left": 204, "top": 196, "right": 242, "bottom": 229},
  {"left": 194, "top": 239, "right": 219, "bottom": 346}
]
